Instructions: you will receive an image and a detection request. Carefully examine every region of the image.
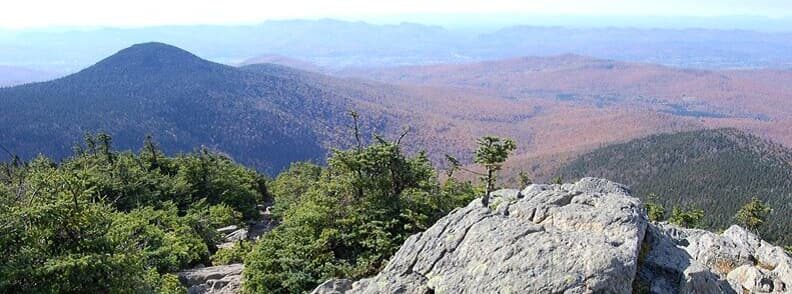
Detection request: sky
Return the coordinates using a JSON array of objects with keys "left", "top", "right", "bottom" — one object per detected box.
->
[{"left": 2, "top": 0, "right": 792, "bottom": 30}]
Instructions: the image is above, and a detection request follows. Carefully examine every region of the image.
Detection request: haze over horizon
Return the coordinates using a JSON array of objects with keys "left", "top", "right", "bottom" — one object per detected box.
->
[
  {"left": 3, "top": 1, "right": 792, "bottom": 76},
  {"left": 2, "top": 0, "right": 792, "bottom": 31}
]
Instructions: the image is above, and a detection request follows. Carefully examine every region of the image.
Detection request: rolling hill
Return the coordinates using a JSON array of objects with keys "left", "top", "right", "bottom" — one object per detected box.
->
[
  {"left": 238, "top": 54, "right": 324, "bottom": 73},
  {"left": 557, "top": 128, "right": 792, "bottom": 246},
  {"left": 344, "top": 54, "right": 792, "bottom": 150},
  {"left": 0, "top": 65, "right": 59, "bottom": 87}
]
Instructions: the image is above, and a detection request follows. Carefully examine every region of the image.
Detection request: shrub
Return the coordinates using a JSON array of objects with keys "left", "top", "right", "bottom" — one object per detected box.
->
[
  {"left": 109, "top": 203, "right": 210, "bottom": 272},
  {"left": 735, "top": 197, "right": 772, "bottom": 233},
  {"left": 669, "top": 206, "right": 705, "bottom": 228},
  {"left": 150, "top": 272, "right": 188, "bottom": 294},
  {"left": 212, "top": 241, "right": 254, "bottom": 265},
  {"left": 243, "top": 140, "right": 477, "bottom": 293},
  {"left": 268, "top": 162, "right": 322, "bottom": 220},
  {"left": 209, "top": 203, "right": 243, "bottom": 228},
  {"left": 0, "top": 167, "right": 152, "bottom": 292},
  {"left": 645, "top": 193, "right": 666, "bottom": 222},
  {"left": 0, "top": 135, "right": 270, "bottom": 292}
]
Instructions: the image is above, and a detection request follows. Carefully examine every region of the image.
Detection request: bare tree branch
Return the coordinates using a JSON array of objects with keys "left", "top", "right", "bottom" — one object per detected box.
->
[{"left": 395, "top": 127, "right": 410, "bottom": 145}]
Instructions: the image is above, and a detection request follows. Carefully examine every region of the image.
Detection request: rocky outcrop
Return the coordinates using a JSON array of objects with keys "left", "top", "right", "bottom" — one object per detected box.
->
[
  {"left": 178, "top": 264, "right": 243, "bottom": 294},
  {"left": 638, "top": 223, "right": 791, "bottom": 293},
  {"left": 318, "top": 178, "right": 648, "bottom": 293},
  {"left": 310, "top": 279, "right": 354, "bottom": 294},
  {"left": 215, "top": 209, "right": 276, "bottom": 249},
  {"left": 314, "top": 177, "right": 792, "bottom": 294}
]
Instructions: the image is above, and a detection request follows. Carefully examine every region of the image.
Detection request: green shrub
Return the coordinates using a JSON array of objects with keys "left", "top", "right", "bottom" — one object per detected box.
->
[
  {"left": 0, "top": 135, "right": 270, "bottom": 292},
  {"left": 109, "top": 203, "right": 210, "bottom": 273},
  {"left": 735, "top": 197, "right": 771, "bottom": 233},
  {"left": 268, "top": 162, "right": 322, "bottom": 220},
  {"left": 209, "top": 203, "right": 243, "bottom": 228},
  {"left": 158, "top": 273, "right": 188, "bottom": 294},
  {"left": 243, "top": 141, "right": 477, "bottom": 293},
  {"left": 645, "top": 193, "right": 666, "bottom": 222},
  {"left": 0, "top": 166, "right": 152, "bottom": 292},
  {"left": 212, "top": 241, "right": 254, "bottom": 265},
  {"left": 171, "top": 149, "right": 267, "bottom": 219},
  {"left": 669, "top": 206, "right": 705, "bottom": 228}
]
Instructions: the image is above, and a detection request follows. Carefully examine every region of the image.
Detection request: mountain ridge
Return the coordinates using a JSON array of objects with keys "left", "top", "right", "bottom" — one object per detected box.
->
[{"left": 557, "top": 128, "right": 792, "bottom": 245}]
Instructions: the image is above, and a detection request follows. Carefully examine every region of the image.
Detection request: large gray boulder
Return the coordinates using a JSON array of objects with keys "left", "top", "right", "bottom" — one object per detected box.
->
[
  {"left": 313, "top": 177, "right": 792, "bottom": 294},
  {"left": 310, "top": 279, "right": 354, "bottom": 294},
  {"left": 317, "top": 178, "right": 648, "bottom": 293},
  {"left": 178, "top": 264, "right": 244, "bottom": 294},
  {"left": 638, "top": 223, "right": 791, "bottom": 293}
]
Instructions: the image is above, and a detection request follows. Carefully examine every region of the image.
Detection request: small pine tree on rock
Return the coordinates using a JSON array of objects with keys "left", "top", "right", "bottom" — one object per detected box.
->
[
  {"left": 644, "top": 193, "right": 666, "bottom": 222},
  {"left": 735, "top": 197, "right": 771, "bottom": 234},
  {"left": 669, "top": 206, "right": 704, "bottom": 228},
  {"left": 474, "top": 136, "right": 517, "bottom": 206}
]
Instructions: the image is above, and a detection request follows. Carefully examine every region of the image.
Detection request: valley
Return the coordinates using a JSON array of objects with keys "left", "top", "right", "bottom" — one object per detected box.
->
[{"left": 340, "top": 54, "right": 792, "bottom": 177}]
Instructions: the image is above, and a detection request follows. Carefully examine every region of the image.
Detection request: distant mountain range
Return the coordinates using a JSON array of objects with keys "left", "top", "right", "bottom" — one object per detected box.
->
[
  {"left": 558, "top": 128, "right": 792, "bottom": 246},
  {"left": 3, "top": 19, "right": 792, "bottom": 73},
  {"left": 0, "top": 65, "right": 60, "bottom": 87}
]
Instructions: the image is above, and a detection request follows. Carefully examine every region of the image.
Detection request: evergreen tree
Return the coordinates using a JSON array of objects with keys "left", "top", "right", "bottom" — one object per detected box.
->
[
  {"left": 473, "top": 136, "right": 516, "bottom": 206},
  {"left": 96, "top": 133, "right": 114, "bottom": 163},
  {"left": 645, "top": 193, "right": 666, "bottom": 222},
  {"left": 244, "top": 123, "right": 478, "bottom": 293},
  {"left": 517, "top": 170, "right": 533, "bottom": 187},
  {"left": 0, "top": 134, "right": 269, "bottom": 292},
  {"left": 735, "top": 197, "right": 772, "bottom": 234},
  {"left": 669, "top": 206, "right": 705, "bottom": 228}
]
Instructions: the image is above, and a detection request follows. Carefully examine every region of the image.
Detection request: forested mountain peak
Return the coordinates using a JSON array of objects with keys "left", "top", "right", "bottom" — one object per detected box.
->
[
  {"left": 558, "top": 128, "right": 792, "bottom": 245},
  {"left": 0, "top": 43, "right": 340, "bottom": 173},
  {"left": 0, "top": 42, "right": 461, "bottom": 174},
  {"left": 91, "top": 42, "right": 216, "bottom": 72},
  {"left": 57, "top": 41, "right": 242, "bottom": 90}
]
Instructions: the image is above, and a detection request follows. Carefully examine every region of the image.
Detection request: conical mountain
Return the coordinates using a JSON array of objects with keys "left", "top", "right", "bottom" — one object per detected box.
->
[{"left": 0, "top": 42, "right": 362, "bottom": 173}]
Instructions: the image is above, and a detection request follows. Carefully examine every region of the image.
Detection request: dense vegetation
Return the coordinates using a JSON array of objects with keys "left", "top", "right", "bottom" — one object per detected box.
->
[
  {"left": 243, "top": 135, "right": 479, "bottom": 293},
  {"left": 0, "top": 134, "right": 268, "bottom": 292},
  {"left": 0, "top": 129, "right": 480, "bottom": 293},
  {"left": 558, "top": 128, "right": 792, "bottom": 245}
]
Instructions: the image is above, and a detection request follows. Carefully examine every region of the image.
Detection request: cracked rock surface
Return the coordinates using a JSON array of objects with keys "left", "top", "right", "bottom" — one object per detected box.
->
[
  {"left": 639, "top": 224, "right": 792, "bottom": 293},
  {"left": 316, "top": 178, "right": 647, "bottom": 294},
  {"left": 312, "top": 178, "right": 792, "bottom": 294}
]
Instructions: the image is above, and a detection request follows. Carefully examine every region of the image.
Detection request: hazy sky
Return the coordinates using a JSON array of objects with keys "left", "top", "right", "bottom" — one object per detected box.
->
[{"left": 2, "top": 0, "right": 791, "bottom": 29}]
